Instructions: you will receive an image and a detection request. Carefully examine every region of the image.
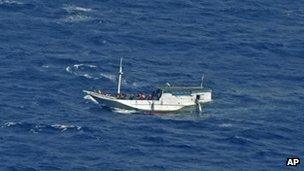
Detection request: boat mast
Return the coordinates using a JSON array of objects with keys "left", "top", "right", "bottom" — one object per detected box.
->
[
  {"left": 200, "top": 74, "right": 204, "bottom": 88},
  {"left": 117, "top": 58, "right": 123, "bottom": 94}
]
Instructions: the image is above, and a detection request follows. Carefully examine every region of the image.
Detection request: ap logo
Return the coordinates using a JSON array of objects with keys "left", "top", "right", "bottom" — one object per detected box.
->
[{"left": 286, "top": 157, "right": 300, "bottom": 166}]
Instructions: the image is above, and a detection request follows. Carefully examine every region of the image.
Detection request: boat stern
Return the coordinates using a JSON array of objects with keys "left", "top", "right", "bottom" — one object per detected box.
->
[{"left": 194, "top": 90, "right": 212, "bottom": 103}]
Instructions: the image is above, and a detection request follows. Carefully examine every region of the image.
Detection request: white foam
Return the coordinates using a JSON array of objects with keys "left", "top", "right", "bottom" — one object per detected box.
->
[
  {"left": 29, "top": 129, "right": 38, "bottom": 134},
  {"left": 83, "top": 73, "right": 93, "bottom": 79},
  {"left": 0, "top": 0, "right": 23, "bottom": 5},
  {"left": 219, "top": 123, "right": 233, "bottom": 128},
  {"left": 51, "top": 124, "right": 81, "bottom": 132},
  {"left": 73, "top": 6, "right": 92, "bottom": 12},
  {"left": 73, "top": 64, "right": 96, "bottom": 69},
  {"left": 65, "top": 66, "right": 71, "bottom": 73},
  {"left": 100, "top": 73, "right": 116, "bottom": 82},
  {"left": 63, "top": 5, "right": 93, "bottom": 13},
  {"left": 61, "top": 5, "right": 93, "bottom": 23},
  {"left": 131, "top": 82, "right": 139, "bottom": 87},
  {"left": 131, "top": 81, "right": 148, "bottom": 87},
  {"left": 112, "top": 108, "right": 137, "bottom": 114},
  {"left": 234, "top": 135, "right": 252, "bottom": 142},
  {"left": 84, "top": 95, "right": 99, "bottom": 104},
  {"left": 62, "top": 14, "right": 92, "bottom": 23},
  {"left": 73, "top": 64, "right": 82, "bottom": 69},
  {"left": 2, "top": 121, "right": 19, "bottom": 127},
  {"left": 2, "top": 122, "right": 82, "bottom": 133},
  {"left": 66, "top": 64, "right": 100, "bottom": 79}
]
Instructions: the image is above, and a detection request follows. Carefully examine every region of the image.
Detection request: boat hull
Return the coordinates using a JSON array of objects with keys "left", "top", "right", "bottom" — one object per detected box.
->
[{"left": 84, "top": 91, "right": 187, "bottom": 112}]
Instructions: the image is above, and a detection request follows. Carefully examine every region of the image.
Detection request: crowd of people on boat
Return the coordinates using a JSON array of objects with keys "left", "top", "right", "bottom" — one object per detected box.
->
[{"left": 97, "top": 90, "right": 161, "bottom": 100}]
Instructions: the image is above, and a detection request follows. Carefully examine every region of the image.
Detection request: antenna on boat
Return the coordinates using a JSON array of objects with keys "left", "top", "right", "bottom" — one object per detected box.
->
[
  {"left": 200, "top": 74, "right": 204, "bottom": 88},
  {"left": 117, "top": 57, "right": 123, "bottom": 94}
]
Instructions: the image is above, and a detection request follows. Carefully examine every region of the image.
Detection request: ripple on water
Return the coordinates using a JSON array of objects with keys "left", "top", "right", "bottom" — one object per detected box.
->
[
  {"left": 60, "top": 5, "right": 94, "bottom": 23},
  {"left": 62, "top": 5, "right": 93, "bottom": 13},
  {"left": 1, "top": 121, "right": 83, "bottom": 133},
  {"left": 66, "top": 64, "right": 116, "bottom": 81},
  {"left": 0, "top": 0, "right": 23, "bottom": 5}
]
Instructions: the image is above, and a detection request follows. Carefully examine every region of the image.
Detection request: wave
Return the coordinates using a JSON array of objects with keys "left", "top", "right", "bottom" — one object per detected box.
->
[
  {"left": 66, "top": 64, "right": 99, "bottom": 80},
  {"left": 284, "top": 9, "right": 304, "bottom": 17},
  {"left": 130, "top": 81, "right": 149, "bottom": 88},
  {"left": 60, "top": 5, "right": 94, "bottom": 23},
  {"left": 66, "top": 64, "right": 148, "bottom": 88},
  {"left": 224, "top": 135, "right": 254, "bottom": 146},
  {"left": 100, "top": 73, "right": 116, "bottom": 82},
  {"left": 61, "top": 14, "right": 92, "bottom": 23},
  {"left": 73, "top": 64, "right": 97, "bottom": 69},
  {"left": 66, "top": 66, "right": 96, "bottom": 79},
  {"left": 51, "top": 124, "right": 81, "bottom": 132},
  {"left": 112, "top": 108, "right": 138, "bottom": 114},
  {"left": 83, "top": 73, "right": 93, "bottom": 79},
  {"left": 65, "top": 66, "right": 71, "bottom": 72},
  {"left": 2, "top": 121, "right": 19, "bottom": 127},
  {"left": 63, "top": 5, "right": 92, "bottom": 13},
  {"left": 218, "top": 123, "right": 233, "bottom": 128},
  {"left": 84, "top": 95, "right": 99, "bottom": 104},
  {"left": 66, "top": 63, "right": 118, "bottom": 82},
  {"left": 2, "top": 121, "right": 82, "bottom": 133},
  {"left": 0, "top": 0, "right": 22, "bottom": 5}
]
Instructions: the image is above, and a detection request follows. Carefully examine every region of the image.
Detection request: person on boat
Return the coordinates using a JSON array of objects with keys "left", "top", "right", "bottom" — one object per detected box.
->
[
  {"left": 128, "top": 94, "right": 134, "bottom": 100},
  {"left": 138, "top": 93, "right": 145, "bottom": 100},
  {"left": 147, "top": 94, "right": 152, "bottom": 100},
  {"left": 121, "top": 93, "right": 126, "bottom": 99}
]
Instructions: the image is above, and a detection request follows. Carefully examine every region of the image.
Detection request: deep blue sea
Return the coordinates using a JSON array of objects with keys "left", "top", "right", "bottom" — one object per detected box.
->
[{"left": 0, "top": 0, "right": 303, "bottom": 170}]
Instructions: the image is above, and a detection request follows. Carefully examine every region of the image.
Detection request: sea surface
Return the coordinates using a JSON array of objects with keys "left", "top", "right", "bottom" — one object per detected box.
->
[{"left": 0, "top": 0, "right": 303, "bottom": 170}]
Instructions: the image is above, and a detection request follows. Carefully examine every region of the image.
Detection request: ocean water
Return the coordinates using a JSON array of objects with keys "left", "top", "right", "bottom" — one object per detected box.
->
[{"left": 0, "top": 0, "right": 303, "bottom": 170}]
